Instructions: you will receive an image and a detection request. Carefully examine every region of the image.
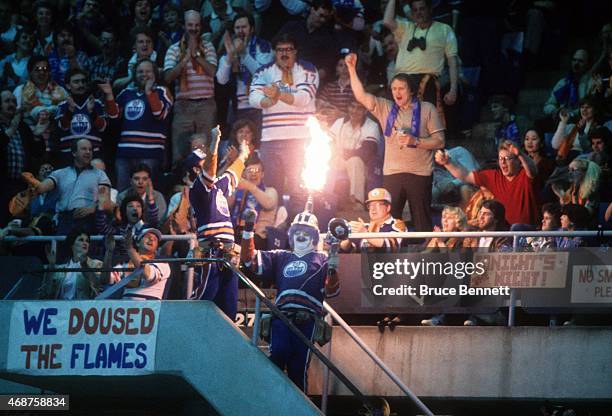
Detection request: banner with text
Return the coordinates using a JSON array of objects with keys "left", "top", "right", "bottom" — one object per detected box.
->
[
  {"left": 570, "top": 265, "right": 612, "bottom": 303},
  {"left": 7, "top": 301, "right": 160, "bottom": 375},
  {"left": 471, "top": 252, "right": 569, "bottom": 288}
]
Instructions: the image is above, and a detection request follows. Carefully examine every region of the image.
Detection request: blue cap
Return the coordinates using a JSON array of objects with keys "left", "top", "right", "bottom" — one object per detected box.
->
[{"left": 183, "top": 148, "right": 207, "bottom": 171}]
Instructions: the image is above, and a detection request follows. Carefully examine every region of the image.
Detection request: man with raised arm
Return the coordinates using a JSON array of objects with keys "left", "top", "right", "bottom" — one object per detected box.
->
[
  {"left": 344, "top": 52, "right": 445, "bottom": 232},
  {"left": 383, "top": 0, "right": 458, "bottom": 123},
  {"left": 183, "top": 126, "right": 250, "bottom": 319}
]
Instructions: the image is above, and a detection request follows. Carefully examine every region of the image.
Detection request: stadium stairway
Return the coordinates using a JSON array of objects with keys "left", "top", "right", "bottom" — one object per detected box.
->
[{"left": 0, "top": 301, "right": 324, "bottom": 416}]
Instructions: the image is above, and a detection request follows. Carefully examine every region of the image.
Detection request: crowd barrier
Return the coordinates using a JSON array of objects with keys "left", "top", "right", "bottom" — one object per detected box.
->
[{"left": 2, "top": 230, "right": 611, "bottom": 326}]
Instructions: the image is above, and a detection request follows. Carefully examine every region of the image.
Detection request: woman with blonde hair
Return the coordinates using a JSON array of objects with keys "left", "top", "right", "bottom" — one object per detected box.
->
[
  {"left": 426, "top": 205, "right": 467, "bottom": 251},
  {"left": 421, "top": 205, "right": 468, "bottom": 326},
  {"left": 552, "top": 158, "right": 601, "bottom": 214}
]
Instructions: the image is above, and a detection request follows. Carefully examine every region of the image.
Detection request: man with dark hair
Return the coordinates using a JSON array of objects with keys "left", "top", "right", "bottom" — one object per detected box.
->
[
  {"left": 55, "top": 68, "right": 107, "bottom": 165},
  {"left": 489, "top": 95, "right": 519, "bottom": 147},
  {"left": 13, "top": 55, "right": 68, "bottom": 129},
  {"left": 96, "top": 190, "right": 159, "bottom": 263},
  {"left": 85, "top": 29, "right": 126, "bottom": 83},
  {"left": 249, "top": 33, "right": 319, "bottom": 198},
  {"left": 216, "top": 12, "right": 273, "bottom": 129},
  {"left": 164, "top": 10, "right": 218, "bottom": 165},
  {"left": 48, "top": 24, "right": 88, "bottom": 87},
  {"left": 275, "top": 0, "right": 338, "bottom": 82},
  {"left": 32, "top": 1, "right": 54, "bottom": 56},
  {"left": 0, "top": 0, "right": 20, "bottom": 53},
  {"left": 579, "top": 126, "right": 610, "bottom": 172},
  {"left": 115, "top": 163, "right": 167, "bottom": 223},
  {"left": 113, "top": 26, "right": 158, "bottom": 91},
  {"left": 521, "top": 202, "right": 561, "bottom": 251},
  {"left": 463, "top": 199, "right": 511, "bottom": 250},
  {"left": 383, "top": 0, "right": 459, "bottom": 125},
  {"left": 462, "top": 199, "right": 510, "bottom": 326},
  {"left": 544, "top": 49, "right": 593, "bottom": 119},
  {"left": 70, "top": 0, "right": 107, "bottom": 54},
  {"left": 228, "top": 155, "right": 278, "bottom": 248},
  {"left": 0, "top": 89, "right": 45, "bottom": 225}
]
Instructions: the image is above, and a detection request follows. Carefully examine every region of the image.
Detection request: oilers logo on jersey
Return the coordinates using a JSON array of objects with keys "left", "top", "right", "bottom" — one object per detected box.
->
[
  {"left": 216, "top": 191, "right": 230, "bottom": 217},
  {"left": 125, "top": 99, "right": 146, "bottom": 120},
  {"left": 283, "top": 260, "right": 308, "bottom": 278},
  {"left": 70, "top": 113, "right": 91, "bottom": 135}
]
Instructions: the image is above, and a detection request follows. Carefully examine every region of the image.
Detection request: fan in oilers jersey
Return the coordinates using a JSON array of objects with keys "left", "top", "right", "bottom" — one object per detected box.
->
[
  {"left": 183, "top": 125, "right": 250, "bottom": 319},
  {"left": 240, "top": 208, "right": 340, "bottom": 391}
]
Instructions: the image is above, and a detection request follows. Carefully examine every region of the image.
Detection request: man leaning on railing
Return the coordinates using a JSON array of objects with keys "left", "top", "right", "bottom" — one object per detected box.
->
[{"left": 102, "top": 227, "right": 170, "bottom": 301}]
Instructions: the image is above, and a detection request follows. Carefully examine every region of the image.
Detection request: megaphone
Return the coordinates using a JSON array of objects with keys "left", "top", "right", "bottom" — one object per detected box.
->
[{"left": 327, "top": 217, "right": 350, "bottom": 241}]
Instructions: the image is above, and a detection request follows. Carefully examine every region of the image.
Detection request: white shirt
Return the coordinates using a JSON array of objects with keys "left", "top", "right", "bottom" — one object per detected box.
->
[
  {"left": 58, "top": 259, "right": 81, "bottom": 300},
  {"left": 110, "top": 261, "right": 170, "bottom": 300}
]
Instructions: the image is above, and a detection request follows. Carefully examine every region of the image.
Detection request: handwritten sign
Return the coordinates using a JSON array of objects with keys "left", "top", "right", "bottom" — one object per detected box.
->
[
  {"left": 7, "top": 302, "right": 160, "bottom": 375},
  {"left": 471, "top": 252, "right": 568, "bottom": 288},
  {"left": 570, "top": 265, "right": 612, "bottom": 303}
]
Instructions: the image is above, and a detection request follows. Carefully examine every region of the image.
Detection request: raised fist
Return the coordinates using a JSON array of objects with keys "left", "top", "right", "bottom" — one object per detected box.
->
[{"left": 242, "top": 208, "right": 258, "bottom": 232}]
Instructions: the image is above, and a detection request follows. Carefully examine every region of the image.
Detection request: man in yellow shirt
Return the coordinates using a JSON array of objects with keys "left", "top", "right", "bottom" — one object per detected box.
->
[{"left": 383, "top": 0, "right": 458, "bottom": 124}]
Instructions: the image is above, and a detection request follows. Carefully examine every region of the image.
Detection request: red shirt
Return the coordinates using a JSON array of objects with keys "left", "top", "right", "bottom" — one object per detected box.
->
[{"left": 473, "top": 168, "right": 540, "bottom": 225}]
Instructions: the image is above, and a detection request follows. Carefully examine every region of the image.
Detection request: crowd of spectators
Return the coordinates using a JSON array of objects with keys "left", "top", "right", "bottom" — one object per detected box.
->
[{"left": 0, "top": 0, "right": 610, "bottom": 305}]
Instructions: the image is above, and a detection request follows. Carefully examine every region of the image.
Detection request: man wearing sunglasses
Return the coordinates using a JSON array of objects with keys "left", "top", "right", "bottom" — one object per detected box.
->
[{"left": 383, "top": 0, "right": 458, "bottom": 123}]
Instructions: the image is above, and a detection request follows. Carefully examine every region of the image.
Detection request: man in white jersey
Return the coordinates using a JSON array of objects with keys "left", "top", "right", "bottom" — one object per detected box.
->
[{"left": 248, "top": 32, "right": 319, "bottom": 198}]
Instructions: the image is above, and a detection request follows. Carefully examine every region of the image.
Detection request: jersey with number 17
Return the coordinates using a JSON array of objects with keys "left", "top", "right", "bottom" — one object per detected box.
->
[{"left": 249, "top": 60, "right": 319, "bottom": 142}]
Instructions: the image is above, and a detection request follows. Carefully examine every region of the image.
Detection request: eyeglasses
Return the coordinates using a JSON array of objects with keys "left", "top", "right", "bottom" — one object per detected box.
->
[
  {"left": 34, "top": 66, "right": 49, "bottom": 72},
  {"left": 275, "top": 47, "right": 295, "bottom": 53},
  {"left": 498, "top": 156, "right": 516, "bottom": 163},
  {"left": 245, "top": 167, "right": 261, "bottom": 174}
]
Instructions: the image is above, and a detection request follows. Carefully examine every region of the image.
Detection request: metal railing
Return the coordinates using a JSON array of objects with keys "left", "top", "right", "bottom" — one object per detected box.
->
[
  {"left": 348, "top": 229, "right": 611, "bottom": 327},
  {"left": 2, "top": 234, "right": 198, "bottom": 300},
  {"left": 3, "top": 229, "right": 610, "bottom": 415}
]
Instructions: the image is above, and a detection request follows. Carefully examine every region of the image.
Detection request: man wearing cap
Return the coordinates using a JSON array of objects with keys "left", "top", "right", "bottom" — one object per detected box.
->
[
  {"left": 104, "top": 227, "right": 170, "bottom": 300},
  {"left": 240, "top": 208, "right": 339, "bottom": 391},
  {"left": 340, "top": 188, "right": 406, "bottom": 252},
  {"left": 184, "top": 125, "right": 250, "bottom": 319}
]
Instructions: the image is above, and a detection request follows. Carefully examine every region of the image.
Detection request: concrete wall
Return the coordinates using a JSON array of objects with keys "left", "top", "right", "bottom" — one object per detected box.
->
[
  {"left": 0, "top": 301, "right": 322, "bottom": 416},
  {"left": 309, "top": 326, "right": 612, "bottom": 400}
]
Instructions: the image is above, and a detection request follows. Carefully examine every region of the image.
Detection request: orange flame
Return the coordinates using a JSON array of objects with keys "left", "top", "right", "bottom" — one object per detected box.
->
[{"left": 302, "top": 116, "right": 332, "bottom": 191}]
